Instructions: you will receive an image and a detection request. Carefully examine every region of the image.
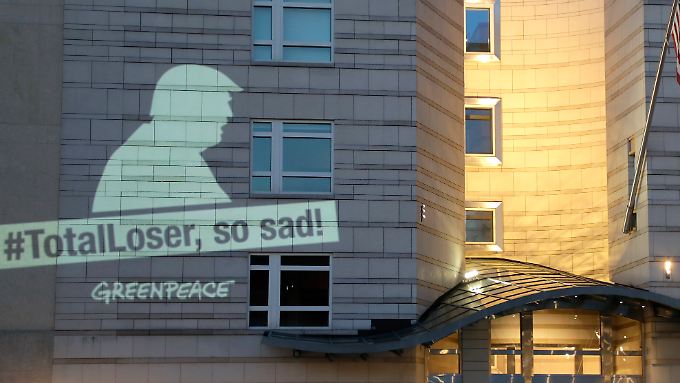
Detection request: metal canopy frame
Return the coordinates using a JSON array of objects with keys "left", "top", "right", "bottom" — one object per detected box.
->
[{"left": 263, "top": 258, "right": 680, "bottom": 354}]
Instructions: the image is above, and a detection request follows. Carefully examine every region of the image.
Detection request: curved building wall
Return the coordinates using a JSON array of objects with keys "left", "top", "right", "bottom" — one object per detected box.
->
[
  {"left": 464, "top": 0, "right": 609, "bottom": 279},
  {"left": 416, "top": 0, "right": 467, "bottom": 309}
]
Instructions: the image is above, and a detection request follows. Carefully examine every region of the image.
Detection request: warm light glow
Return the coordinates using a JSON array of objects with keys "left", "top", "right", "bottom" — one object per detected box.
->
[
  {"left": 467, "top": 156, "right": 502, "bottom": 167},
  {"left": 439, "top": 349, "right": 450, "bottom": 355},
  {"left": 464, "top": 269, "right": 479, "bottom": 279},
  {"left": 470, "top": 54, "right": 493, "bottom": 63},
  {"left": 665, "top": 260, "right": 672, "bottom": 279}
]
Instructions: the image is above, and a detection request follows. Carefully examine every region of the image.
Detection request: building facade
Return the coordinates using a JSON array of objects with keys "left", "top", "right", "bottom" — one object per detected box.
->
[{"left": 0, "top": 0, "right": 679, "bottom": 382}]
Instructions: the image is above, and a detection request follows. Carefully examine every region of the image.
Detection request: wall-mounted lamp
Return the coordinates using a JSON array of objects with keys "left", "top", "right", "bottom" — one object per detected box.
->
[{"left": 664, "top": 260, "right": 672, "bottom": 280}]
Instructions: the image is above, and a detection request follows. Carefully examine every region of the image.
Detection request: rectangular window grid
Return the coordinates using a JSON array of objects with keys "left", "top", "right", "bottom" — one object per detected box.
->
[
  {"left": 465, "top": 208, "right": 495, "bottom": 244},
  {"left": 249, "top": 254, "right": 331, "bottom": 329},
  {"left": 251, "top": 121, "right": 333, "bottom": 194},
  {"left": 465, "top": 106, "right": 494, "bottom": 155},
  {"left": 465, "top": 7, "right": 492, "bottom": 53},
  {"left": 252, "top": 0, "right": 333, "bottom": 63}
]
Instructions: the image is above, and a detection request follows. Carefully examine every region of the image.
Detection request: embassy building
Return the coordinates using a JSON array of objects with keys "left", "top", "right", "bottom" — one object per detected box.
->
[{"left": 1, "top": 0, "right": 680, "bottom": 383}]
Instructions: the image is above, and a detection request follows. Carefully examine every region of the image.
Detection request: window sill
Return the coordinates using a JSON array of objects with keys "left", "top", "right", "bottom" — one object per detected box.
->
[
  {"left": 465, "top": 243, "right": 503, "bottom": 253},
  {"left": 464, "top": 53, "right": 500, "bottom": 63},
  {"left": 250, "top": 192, "right": 335, "bottom": 200},
  {"left": 250, "top": 60, "right": 335, "bottom": 68},
  {"left": 466, "top": 155, "right": 502, "bottom": 167}
]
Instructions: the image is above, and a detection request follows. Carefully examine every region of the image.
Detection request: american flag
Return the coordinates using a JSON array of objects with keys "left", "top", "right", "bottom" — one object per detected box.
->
[{"left": 673, "top": 1, "right": 680, "bottom": 85}]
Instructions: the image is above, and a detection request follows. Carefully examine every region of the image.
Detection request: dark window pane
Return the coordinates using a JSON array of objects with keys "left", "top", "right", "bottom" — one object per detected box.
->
[
  {"left": 283, "top": 123, "right": 332, "bottom": 133},
  {"left": 253, "top": 137, "right": 272, "bottom": 172},
  {"left": 253, "top": 45, "right": 272, "bottom": 61},
  {"left": 251, "top": 176, "right": 271, "bottom": 192},
  {"left": 465, "top": 108, "right": 493, "bottom": 154},
  {"left": 283, "top": 46, "right": 332, "bottom": 62},
  {"left": 250, "top": 255, "right": 269, "bottom": 265},
  {"left": 466, "top": 210, "right": 494, "bottom": 243},
  {"left": 253, "top": 122, "right": 272, "bottom": 132},
  {"left": 253, "top": 6, "right": 272, "bottom": 40},
  {"left": 280, "top": 270, "right": 329, "bottom": 306},
  {"left": 281, "top": 255, "right": 329, "bottom": 266},
  {"left": 283, "top": 8, "right": 331, "bottom": 43},
  {"left": 282, "top": 177, "right": 331, "bottom": 193},
  {"left": 280, "top": 311, "right": 329, "bottom": 327},
  {"left": 249, "top": 311, "right": 268, "bottom": 327},
  {"left": 249, "top": 270, "right": 269, "bottom": 306},
  {"left": 283, "top": 137, "right": 331, "bottom": 172},
  {"left": 466, "top": 8, "right": 491, "bottom": 53}
]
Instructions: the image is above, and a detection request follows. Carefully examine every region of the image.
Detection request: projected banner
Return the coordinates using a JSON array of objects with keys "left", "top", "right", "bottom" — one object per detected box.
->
[
  {"left": 1, "top": 64, "right": 339, "bottom": 270},
  {"left": 0, "top": 203, "right": 337, "bottom": 269}
]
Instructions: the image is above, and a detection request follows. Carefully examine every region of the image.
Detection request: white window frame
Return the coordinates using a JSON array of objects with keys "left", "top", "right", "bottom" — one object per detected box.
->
[
  {"left": 252, "top": 0, "right": 334, "bottom": 63},
  {"left": 465, "top": 97, "right": 502, "bottom": 167},
  {"left": 248, "top": 254, "right": 332, "bottom": 330},
  {"left": 464, "top": 0, "right": 501, "bottom": 62},
  {"left": 251, "top": 120, "right": 334, "bottom": 195},
  {"left": 465, "top": 201, "right": 503, "bottom": 252}
]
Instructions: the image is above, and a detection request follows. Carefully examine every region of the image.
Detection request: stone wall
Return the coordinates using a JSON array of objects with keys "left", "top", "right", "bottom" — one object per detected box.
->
[
  {"left": 642, "top": 0, "right": 680, "bottom": 298},
  {"left": 54, "top": 0, "right": 427, "bottom": 382},
  {"left": 415, "top": 0, "right": 467, "bottom": 310},
  {"left": 0, "top": 0, "right": 63, "bottom": 382},
  {"left": 57, "top": 0, "right": 420, "bottom": 334},
  {"left": 604, "top": 0, "right": 651, "bottom": 289}
]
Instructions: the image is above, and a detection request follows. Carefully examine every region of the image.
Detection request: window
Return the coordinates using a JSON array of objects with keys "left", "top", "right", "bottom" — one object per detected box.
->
[
  {"left": 464, "top": 0, "right": 500, "bottom": 60},
  {"left": 533, "top": 309, "right": 601, "bottom": 375},
  {"left": 466, "top": 209, "right": 494, "bottom": 243},
  {"left": 491, "top": 314, "right": 521, "bottom": 375},
  {"left": 613, "top": 316, "right": 643, "bottom": 376},
  {"left": 482, "top": 310, "right": 644, "bottom": 379},
  {"left": 251, "top": 121, "right": 333, "bottom": 194},
  {"left": 466, "top": 8, "right": 490, "bottom": 53},
  {"left": 249, "top": 254, "right": 331, "bottom": 328},
  {"left": 466, "top": 107, "right": 493, "bottom": 154},
  {"left": 426, "top": 332, "right": 460, "bottom": 383},
  {"left": 252, "top": 0, "right": 333, "bottom": 63},
  {"left": 465, "top": 97, "right": 502, "bottom": 166},
  {"left": 465, "top": 201, "right": 503, "bottom": 252}
]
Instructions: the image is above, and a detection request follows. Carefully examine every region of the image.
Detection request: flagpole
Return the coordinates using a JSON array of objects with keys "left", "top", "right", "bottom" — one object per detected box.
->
[{"left": 623, "top": 0, "right": 679, "bottom": 234}]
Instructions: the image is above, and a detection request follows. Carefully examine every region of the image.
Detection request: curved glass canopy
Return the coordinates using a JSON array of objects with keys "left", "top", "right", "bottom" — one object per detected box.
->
[{"left": 263, "top": 257, "right": 680, "bottom": 354}]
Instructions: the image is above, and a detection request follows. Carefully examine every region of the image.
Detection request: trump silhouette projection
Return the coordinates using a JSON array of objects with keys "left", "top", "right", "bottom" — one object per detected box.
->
[{"left": 92, "top": 65, "right": 242, "bottom": 219}]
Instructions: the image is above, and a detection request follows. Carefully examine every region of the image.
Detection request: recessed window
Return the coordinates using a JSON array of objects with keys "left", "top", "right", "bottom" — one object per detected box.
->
[
  {"left": 464, "top": 0, "right": 500, "bottom": 60},
  {"left": 251, "top": 121, "right": 333, "bottom": 194},
  {"left": 465, "top": 202, "right": 503, "bottom": 252},
  {"left": 466, "top": 209, "right": 494, "bottom": 243},
  {"left": 466, "top": 8, "right": 490, "bottom": 53},
  {"left": 466, "top": 107, "right": 493, "bottom": 155},
  {"left": 465, "top": 97, "right": 502, "bottom": 166},
  {"left": 249, "top": 254, "right": 331, "bottom": 329},
  {"left": 426, "top": 331, "right": 460, "bottom": 382},
  {"left": 252, "top": 0, "right": 333, "bottom": 63}
]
